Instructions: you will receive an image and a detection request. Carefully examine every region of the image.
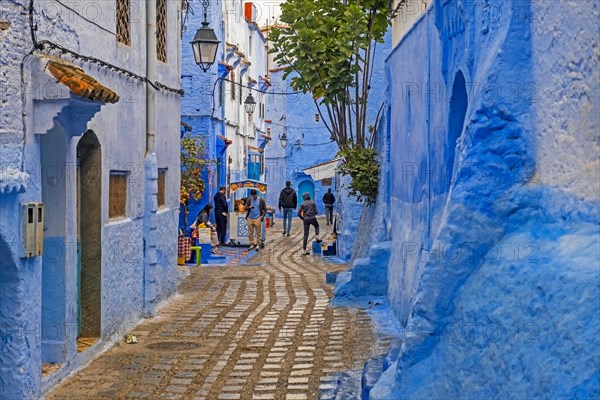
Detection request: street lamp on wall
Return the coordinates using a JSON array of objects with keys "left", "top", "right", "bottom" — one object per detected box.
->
[
  {"left": 190, "top": 0, "right": 220, "bottom": 72},
  {"left": 244, "top": 93, "right": 256, "bottom": 115},
  {"left": 279, "top": 130, "right": 288, "bottom": 148}
]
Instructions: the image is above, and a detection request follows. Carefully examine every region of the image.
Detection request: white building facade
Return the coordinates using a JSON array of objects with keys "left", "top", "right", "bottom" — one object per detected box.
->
[{"left": 222, "top": 1, "right": 270, "bottom": 184}]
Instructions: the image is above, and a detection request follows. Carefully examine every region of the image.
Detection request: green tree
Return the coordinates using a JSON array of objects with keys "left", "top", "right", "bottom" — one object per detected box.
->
[
  {"left": 270, "top": 0, "right": 389, "bottom": 204},
  {"left": 180, "top": 133, "right": 213, "bottom": 228}
]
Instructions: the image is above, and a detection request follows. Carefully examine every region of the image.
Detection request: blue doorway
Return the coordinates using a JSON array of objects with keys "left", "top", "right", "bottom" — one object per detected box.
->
[{"left": 297, "top": 180, "right": 315, "bottom": 207}]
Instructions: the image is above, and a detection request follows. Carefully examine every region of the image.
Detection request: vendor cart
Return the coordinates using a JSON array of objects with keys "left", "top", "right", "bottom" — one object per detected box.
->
[{"left": 228, "top": 179, "right": 268, "bottom": 247}]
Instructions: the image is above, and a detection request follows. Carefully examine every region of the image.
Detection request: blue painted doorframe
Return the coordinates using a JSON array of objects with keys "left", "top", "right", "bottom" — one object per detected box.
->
[{"left": 297, "top": 180, "right": 315, "bottom": 207}]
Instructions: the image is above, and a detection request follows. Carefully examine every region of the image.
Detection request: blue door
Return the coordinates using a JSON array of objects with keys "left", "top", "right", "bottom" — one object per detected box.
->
[{"left": 297, "top": 180, "right": 315, "bottom": 207}]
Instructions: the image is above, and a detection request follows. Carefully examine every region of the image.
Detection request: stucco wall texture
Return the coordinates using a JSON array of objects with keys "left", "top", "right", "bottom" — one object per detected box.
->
[
  {"left": 333, "top": 0, "right": 599, "bottom": 398},
  {"left": 0, "top": 1, "right": 181, "bottom": 398}
]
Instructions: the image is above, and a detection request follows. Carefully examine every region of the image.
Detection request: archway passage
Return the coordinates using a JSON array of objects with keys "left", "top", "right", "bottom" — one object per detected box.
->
[
  {"left": 444, "top": 70, "right": 468, "bottom": 194},
  {"left": 76, "top": 131, "right": 102, "bottom": 350},
  {"left": 297, "top": 180, "right": 316, "bottom": 208}
]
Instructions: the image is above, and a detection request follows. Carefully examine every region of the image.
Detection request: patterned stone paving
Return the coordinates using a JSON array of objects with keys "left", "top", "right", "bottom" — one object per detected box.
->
[{"left": 46, "top": 219, "right": 388, "bottom": 400}]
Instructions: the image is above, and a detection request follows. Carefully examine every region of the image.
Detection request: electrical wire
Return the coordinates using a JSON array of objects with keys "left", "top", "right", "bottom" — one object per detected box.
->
[
  {"left": 222, "top": 77, "right": 304, "bottom": 95},
  {"left": 36, "top": 40, "right": 184, "bottom": 96},
  {"left": 26, "top": 0, "right": 183, "bottom": 96},
  {"left": 210, "top": 76, "right": 305, "bottom": 120},
  {"left": 268, "top": 121, "right": 326, "bottom": 130},
  {"left": 52, "top": 0, "right": 117, "bottom": 36},
  {"left": 301, "top": 140, "right": 335, "bottom": 146},
  {"left": 19, "top": 0, "right": 39, "bottom": 171}
]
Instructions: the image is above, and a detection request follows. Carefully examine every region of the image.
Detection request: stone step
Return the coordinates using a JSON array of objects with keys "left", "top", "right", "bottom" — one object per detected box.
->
[{"left": 361, "top": 357, "right": 385, "bottom": 400}]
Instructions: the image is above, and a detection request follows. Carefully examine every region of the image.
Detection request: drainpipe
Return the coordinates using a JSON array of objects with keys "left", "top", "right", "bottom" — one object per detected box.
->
[
  {"left": 146, "top": 0, "right": 157, "bottom": 153},
  {"left": 143, "top": 0, "right": 158, "bottom": 317}
]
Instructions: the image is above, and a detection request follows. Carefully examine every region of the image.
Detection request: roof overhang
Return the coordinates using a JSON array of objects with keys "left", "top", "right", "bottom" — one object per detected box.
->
[
  {"left": 45, "top": 57, "right": 119, "bottom": 103},
  {"left": 303, "top": 158, "right": 341, "bottom": 181}
]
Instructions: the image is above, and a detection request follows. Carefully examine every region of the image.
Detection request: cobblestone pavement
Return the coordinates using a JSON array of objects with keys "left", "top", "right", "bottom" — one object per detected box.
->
[{"left": 47, "top": 219, "right": 390, "bottom": 400}]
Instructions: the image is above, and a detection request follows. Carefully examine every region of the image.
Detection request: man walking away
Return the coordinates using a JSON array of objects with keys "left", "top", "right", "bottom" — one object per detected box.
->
[
  {"left": 322, "top": 188, "right": 335, "bottom": 225},
  {"left": 245, "top": 189, "right": 267, "bottom": 251},
  {"left": 214, "top": 186, "right": 228, "bottom": 245},
  {"left": 278, "top": 181, "right": 297, "bottom": 237},
  {"left": 298, "top": 192, "right": 320, "bottom": 255}
]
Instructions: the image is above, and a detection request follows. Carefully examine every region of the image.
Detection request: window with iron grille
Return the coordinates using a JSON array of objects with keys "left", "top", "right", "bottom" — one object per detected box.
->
[
  {"left": 109, "top": 171, "right": 129, "bottom": 219},
  {"left": 157, "top": 169, "right": 167, "bottom": 208},
  {"left": 116, "top": 0, "right": 131, "bottom": 45},
  {"left": 157, "top": 0, "right": 167, "bottom": 62}
]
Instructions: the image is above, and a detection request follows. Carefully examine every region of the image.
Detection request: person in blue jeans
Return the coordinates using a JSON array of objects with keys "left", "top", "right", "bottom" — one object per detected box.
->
[{"left": 278, "top": 181, "right": 298, "bottom": 237}]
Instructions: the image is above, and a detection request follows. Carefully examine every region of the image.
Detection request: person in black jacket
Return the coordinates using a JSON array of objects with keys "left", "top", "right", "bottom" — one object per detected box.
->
[
  {"left": 214, "top": 186, "right": 228, "bottom": 245},
  {"left": 278, "top": 181, "right": 297, "bottom": 237},
  {"left": 298, "top": 192, "right": 320, "bottom": 255},
  {"left": 322, "top": 188, "right": 335, "bottom": 225}
]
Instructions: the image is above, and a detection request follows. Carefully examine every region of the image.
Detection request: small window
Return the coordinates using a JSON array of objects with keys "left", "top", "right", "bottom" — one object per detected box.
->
[
  {"left": 109, "top": 171, "right": 129, "bottom": 219},
  {"left": 315, "top": 113, "right": 320, "bottom": 122},
  {"left": 231, "top": 77, "right": 236, "bottom": 100},
  {"left": 156, "top": 0, "right": 167, "bottom": 62},
  {"left": 116, "top": 0, "right": 131, "bottom": 45},
  {"left": 157, "top": 169, "right": 167, "bottom": 208},
  {"left": 266, "top": 127, "right": 271, "bottom": 135}
]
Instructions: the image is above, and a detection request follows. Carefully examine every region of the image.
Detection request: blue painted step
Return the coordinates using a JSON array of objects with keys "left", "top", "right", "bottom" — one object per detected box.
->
[
  {"left": 361, "top": 356, "right": 385, "bottom": 400},
  {"left": 205, "top": 255, "right": 226, "bottom": 264}
]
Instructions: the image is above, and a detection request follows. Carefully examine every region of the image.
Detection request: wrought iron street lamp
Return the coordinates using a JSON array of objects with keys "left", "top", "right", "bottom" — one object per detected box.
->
[
  {"left": 244, "top": 93, "right": 256, "bottom": 115},
  {"left": 190, "top": 0, "right": 220, "bottom": 72},
  {"left": 279, "top": 130, "right": 288, "bottom": 148}
]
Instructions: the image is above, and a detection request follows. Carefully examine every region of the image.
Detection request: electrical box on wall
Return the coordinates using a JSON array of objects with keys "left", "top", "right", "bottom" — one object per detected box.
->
[
  {"left": 21, "top": 202, "right": 44, "bottom": 258},
  {"left": 35, "top": 203, "right": 44, "bottom": 256}
]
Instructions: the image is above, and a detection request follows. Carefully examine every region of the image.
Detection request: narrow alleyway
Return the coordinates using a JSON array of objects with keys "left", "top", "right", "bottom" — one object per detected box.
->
[{"left": 46, "top": 219, "right": 391, "bottom": 400}]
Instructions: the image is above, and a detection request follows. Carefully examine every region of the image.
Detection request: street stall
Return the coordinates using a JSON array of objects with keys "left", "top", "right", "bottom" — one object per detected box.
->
[{"left": 228, "top": 179, "right": 268, "bottom": 247}]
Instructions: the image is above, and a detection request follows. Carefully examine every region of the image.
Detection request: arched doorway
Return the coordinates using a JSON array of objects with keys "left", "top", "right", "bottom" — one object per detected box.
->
[
  {"left": 297, "top": 180, "right": 315, "bottom": 207},
  {"left": 76, "top": 131, "right": 102, "bottom": 347},
  {"left": 444, "top": 70, "right": 468, "bottom": 193}
]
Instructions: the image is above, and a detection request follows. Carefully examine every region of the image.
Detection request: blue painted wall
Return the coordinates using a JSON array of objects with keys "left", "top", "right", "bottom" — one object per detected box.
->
[
  {"left": 1, "top": 1, "right": 181, "bottom": 398},
  {"left": 332, "top": 0, "right": 600, "bottom": 398},
  {"left": 180, "top": 2, "right": 226, "bottom": 232}
]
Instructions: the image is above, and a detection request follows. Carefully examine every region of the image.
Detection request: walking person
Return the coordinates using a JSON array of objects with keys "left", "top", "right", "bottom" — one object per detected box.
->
[
  {"left": 214, "top": 186, "right": 228, "bottom": 245},
  {"left": 245, "top": 189, "right": 267, "bottom": 251},
  {"left": 298, "top": 192, "right": 320, "bottom": 255},
  {"left": 322, "top": 188, "right": 336, "bottom": 225},
  {"left": 278, "top": 181, "right": 297, "bottom": 237}
]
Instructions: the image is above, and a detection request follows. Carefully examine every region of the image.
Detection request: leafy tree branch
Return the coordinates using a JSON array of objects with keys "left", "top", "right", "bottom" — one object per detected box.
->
[
  {"left": 270, "top": 0, "right": 389, "bottom": 204},
  {"left": 180, "top": 133, "right": 214, "bottom": 227}
]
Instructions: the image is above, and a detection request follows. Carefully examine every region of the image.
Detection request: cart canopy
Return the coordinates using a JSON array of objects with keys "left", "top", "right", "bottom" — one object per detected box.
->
[{"left": 229, "top": 179, "right": 267, "bottom": 194}]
